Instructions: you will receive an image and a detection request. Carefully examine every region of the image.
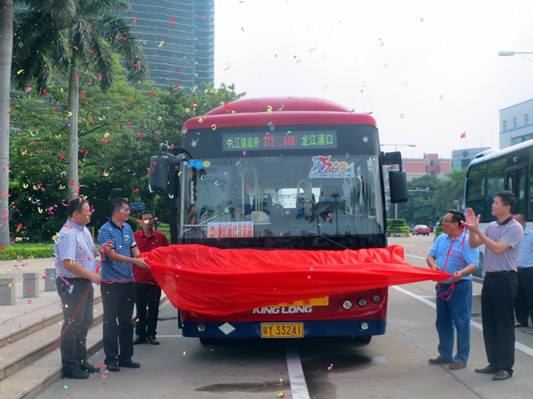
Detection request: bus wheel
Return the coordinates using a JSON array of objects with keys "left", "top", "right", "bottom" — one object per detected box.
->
[
  {"left": 352, "top": 336, "right": 372, "bottom": 345},
  {"left": 199, "top": 337, "right": 217, "bottom": 345}
]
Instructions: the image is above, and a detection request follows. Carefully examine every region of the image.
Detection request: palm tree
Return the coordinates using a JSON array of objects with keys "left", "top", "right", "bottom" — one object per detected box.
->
[
  {"left": 12, "top": 0, "right": 147, "bottom": 199},
  {"left": 0, "top": 0, "right": 14, "bottom": 248}
]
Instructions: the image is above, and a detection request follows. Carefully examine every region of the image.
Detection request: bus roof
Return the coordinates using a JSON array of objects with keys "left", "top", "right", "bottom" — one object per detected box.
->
[
  {"left": 467, "top": 139, "right": 533, "bottom": 168},
  {"left": 182, "top": 97, "right": 376, "bottom": 132}
]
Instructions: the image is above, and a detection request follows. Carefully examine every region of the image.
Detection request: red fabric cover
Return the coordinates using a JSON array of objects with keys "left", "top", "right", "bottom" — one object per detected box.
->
[{"left": 143, "top": 244, "right": 451, "bottom": 316}]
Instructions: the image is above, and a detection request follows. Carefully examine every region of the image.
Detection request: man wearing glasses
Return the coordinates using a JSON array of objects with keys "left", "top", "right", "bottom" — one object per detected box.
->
[
  {"left": 98, "top": 198, "right": 150, "bottom": 372},
  {"left": 427, "top": 210, "right": 479, "bottom": 371}
]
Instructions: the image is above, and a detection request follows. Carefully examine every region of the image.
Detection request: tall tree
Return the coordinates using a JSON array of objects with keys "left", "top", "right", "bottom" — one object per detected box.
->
[
  {"left": 0, "top": 0, "right": 14, "bottom": 248},
  {"left": 11, "top": 0, "right": 147, "bottom": 199}
]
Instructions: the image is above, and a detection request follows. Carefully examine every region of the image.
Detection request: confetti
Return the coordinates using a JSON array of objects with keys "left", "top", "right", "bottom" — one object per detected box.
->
[{"left": 170, "top": 18, "right": 176, "bottom": 25}]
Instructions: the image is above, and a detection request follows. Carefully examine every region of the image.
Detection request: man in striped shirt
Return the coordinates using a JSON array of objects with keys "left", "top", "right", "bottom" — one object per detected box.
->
[
  {"left": 98, "top": 198, "right": 149, "bottom": 372},
  {"left": 54, "top": 199, "right": 110, "bottom": 379}
]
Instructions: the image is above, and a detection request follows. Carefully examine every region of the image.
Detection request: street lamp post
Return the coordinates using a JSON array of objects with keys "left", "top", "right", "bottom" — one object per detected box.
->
[{"left": 380, "top": 143, "right": 416, "bottom": 219}]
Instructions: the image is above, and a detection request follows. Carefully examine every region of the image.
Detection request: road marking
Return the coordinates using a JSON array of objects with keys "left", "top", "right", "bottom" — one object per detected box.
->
[
  {"left": 392, "top": 285, "right": 533, "bottom": 357},
  {"left": 156, "top": 334, "right": 183, "bottom": 338},
  {"left": 285, "top": 345, "right": 310, "bottom": 399},
  {"left": 405, "top": 254, "right": 426, "bottom": 260}
]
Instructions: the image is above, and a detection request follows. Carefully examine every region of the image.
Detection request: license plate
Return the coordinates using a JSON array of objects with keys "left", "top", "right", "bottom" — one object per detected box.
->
[{"left": 261, "top": 323, "right": 304, "bottom": 338}]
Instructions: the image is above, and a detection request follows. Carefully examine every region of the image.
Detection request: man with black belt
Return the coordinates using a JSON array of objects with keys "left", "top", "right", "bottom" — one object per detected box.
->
[
  {"left": 98, "top": 198, "right": 149, "bottom": 372},
  {"left": 54, "top": 199, "right": 110, "bottom": 379},
  {"left": 427, "top": 210, "right": 478, "bottom": 371},
  {"left": 513, "top": 214, "right": 533, "bottom": 328},
  {"left": 133, "top": 211, "right": 168, "bottom": 345},
  {"left": 465, "top": 190, "right": 524, "bottom": 381}
]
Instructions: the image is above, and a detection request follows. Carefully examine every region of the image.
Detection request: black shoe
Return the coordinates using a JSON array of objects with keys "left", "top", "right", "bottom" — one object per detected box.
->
[
  {"left": 80, "top": 362, "right": 100, "bottom": 374},
  {"left": 106, "top": 362, "right": 120, "bottom": 372},
  {"left": 64, "top": 368, "right": 90, "bottom": 379},
  {"left": 428, "top": 356, "right": 452, "bottom": 365},
  {"left": 148, "top": 335, "right": 160, "bottom": 345},
  {"left": 133, "top": 335, "right": 148, "bottom": 345},
  {"left": 119, "top": 359, "right": 141, "bottom": 368},
  {"left": 492, "top": 370, "right": 512, "bottom": 381},
  {"left": 475, "top": 365, "right": 497, "bottom": 374}
]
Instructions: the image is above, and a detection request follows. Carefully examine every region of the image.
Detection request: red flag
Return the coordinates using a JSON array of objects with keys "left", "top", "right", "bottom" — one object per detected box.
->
[{"left": 460, "top": 132, "right": 466, "bottom": 139}]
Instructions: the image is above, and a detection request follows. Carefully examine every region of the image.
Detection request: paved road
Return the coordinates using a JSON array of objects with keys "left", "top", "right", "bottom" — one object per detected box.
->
[{"left": 34, "top": 236, "right": 533, "bottom": 399}]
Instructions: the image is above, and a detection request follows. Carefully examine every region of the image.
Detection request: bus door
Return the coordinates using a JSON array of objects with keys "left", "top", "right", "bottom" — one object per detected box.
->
[{"left": 505, "top": 165, "right": 527, "bottom": 216}]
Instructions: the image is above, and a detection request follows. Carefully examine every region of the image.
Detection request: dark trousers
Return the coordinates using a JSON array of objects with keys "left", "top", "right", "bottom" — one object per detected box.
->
[
  {"left": 481, "top": 272, "right": 517, "bottom": 373},
  {"left": 101, "top": 281, "right": 135, "bottom": 365},
  {"left": 56, "top": 277, "right": 94, "bottom": 371},
  {"left": 135, "top": 282, "right": 161, "bottom": 337},
  {"left": 514, "top": 268, "right": 533, "bottom": 326}
]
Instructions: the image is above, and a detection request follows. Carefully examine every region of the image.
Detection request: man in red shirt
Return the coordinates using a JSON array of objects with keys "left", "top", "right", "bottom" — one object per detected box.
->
[{"left": 133, "top": 211, "right": 169, "bottom": 345}]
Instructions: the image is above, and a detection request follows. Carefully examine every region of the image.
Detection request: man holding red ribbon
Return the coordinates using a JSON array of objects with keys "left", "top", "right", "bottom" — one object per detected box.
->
[
  {"left": 426, "top": 210, "right": 478, "bottom": 371},
  {"left": 98, "top": 198, "right": 149, "bottom": 372},
  {"left": 54, "top": 199, "right": 111, "bottom": 379}
]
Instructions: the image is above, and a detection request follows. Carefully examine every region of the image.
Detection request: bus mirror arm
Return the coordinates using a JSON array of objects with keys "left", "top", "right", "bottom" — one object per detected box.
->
[{"left": 157, "top": 143, "right": 188, "bottom": 165}]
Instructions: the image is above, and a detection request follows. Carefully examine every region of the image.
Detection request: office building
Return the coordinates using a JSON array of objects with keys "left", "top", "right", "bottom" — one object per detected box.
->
[
  {"left": 401, "top": 154, "right": 451, "bottom": 181},
  {"left": 451, "top": 147, "right": 491, "bottom": 170},
  {"left": 124, "top": 0, "right": 214, "bottom": 89},
  {"left": 500, "top": 98, "right": 533, "bottom": 149}
]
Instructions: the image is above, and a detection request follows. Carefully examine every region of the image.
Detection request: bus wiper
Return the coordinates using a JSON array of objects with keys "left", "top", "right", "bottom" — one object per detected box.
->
[
  {"left": 315, "top": 234, "right": 350, "bottom": 250},
  {"left": 198, "top": 210, "right": 231, "bottom": 225}
]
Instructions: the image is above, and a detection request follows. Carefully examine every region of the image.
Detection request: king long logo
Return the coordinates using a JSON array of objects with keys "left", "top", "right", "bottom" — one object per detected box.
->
[{"left": 309, "top": 155, "right": 355, "bottom": 178}]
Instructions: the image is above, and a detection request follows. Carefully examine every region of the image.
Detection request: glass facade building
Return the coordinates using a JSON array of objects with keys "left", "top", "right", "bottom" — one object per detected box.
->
[{"left": 124, "top": 0, "right": 214, "bottom": 89}]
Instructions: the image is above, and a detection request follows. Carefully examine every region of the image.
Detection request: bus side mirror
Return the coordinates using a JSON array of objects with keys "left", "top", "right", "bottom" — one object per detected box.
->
[
  {"left": 149, "top": 156, "right": 169, "bottom": 191},
  {"left": 389, "top": 170, "right": 408, "bottom": 203}
]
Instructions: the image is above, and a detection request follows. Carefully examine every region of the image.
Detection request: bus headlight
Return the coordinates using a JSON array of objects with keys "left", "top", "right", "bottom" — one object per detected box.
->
[
  {"left": 361, "top": 322, "right": 369, "bottom": 330},
  {"left": 371, "top": 294, "right": 381, "bottom": 303},
  {"left": 358, "top": 298, "right": 367, "bottom": 307},
  {"left": 342, "top": 300, "right": 353, "bottom": 310},
  {"left": 197, "top": 323, "right": 206, "bottom": 332}
]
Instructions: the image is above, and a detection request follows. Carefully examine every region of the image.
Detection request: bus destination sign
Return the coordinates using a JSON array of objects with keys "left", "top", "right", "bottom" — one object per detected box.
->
[{"left": 222, "top": 130, "right": 337, "bottom": 151}]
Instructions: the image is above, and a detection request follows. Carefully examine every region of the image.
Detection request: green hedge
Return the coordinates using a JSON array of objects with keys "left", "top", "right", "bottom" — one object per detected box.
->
[
  {"left": 0, "top": 247, "right": 55, "bottom": 261},
  {"left": 386, "top": 219, "right": 411, "bottom": 233}
]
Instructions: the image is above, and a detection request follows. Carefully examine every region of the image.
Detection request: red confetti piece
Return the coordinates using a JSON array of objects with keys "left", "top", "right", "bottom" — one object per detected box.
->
[
  {"left": 59, "top": 153, "right": 64, "bottom": 159},
  {"left": 133, "top": 189, "right": 139, "bottom": 192},
  {"left": 74, "top": 46, "right": 79, "bottom": 50},
  {"left": 29, "top": 142, "right": 36, "bottom": 145},
  {"left": 127, "top": 122, "right": 131, "bottom": 127},
  {"left": 126, "top": 99, "right": 133, "bottom": 104},
  {"left": 132, "top": 20, "right": 138, "bottom": 24},
  {"left": 173, "top": 82, "right": 180, "bottom": 90},
  {"left": 134, "top": 62, "right": 142, "bottom": 67},
  {"left": 170, "top": 18, "right": 176, "bottom": 25},
  {"left": 148, "top": 93, "right": 157, "bottom": 97},
  {"left": 42, "top": 275, "right": 48, "bottom": 279},
  {"left": 173, "top": 70, "right": 181, "bottom": 73},
  {"left": 116, "top": 140, "right": 120, "bottom": 146},
  {"left": 80, "top": 91, "right": 84, "bottom": 98},
  {"left": 119, "top": 36, "right": 127, "bottom": 40},
  {"left": 53, "top": 107, "right": 56, "bottom": 114}
]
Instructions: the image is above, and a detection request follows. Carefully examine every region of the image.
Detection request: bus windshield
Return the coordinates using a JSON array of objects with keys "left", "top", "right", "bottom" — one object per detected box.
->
[{"left": 179, "top": 134, "right": 384, "bottom": 247}]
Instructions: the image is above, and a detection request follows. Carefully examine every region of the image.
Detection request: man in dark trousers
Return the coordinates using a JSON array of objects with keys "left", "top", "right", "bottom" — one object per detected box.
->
[
  {"left": 133, "top": 211, "right": 169, "bottom": 345},
  {"left": 98, "top": 198, "right": 149, "bottom": 372},
  {"left": 465, "top": 190, "right": 524, "bottom": 381},
  {"left": 54, "top": 199, "right": 110, "bottom": 379}
]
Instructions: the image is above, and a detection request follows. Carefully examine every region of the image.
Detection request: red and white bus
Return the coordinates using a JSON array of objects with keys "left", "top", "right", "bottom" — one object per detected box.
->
[{"left": 149, "top": 97, "right": 407, "bottom": 343}]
